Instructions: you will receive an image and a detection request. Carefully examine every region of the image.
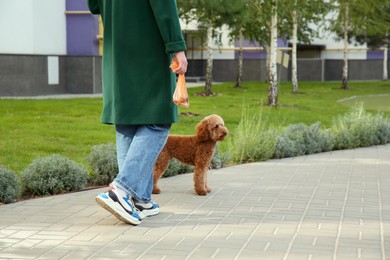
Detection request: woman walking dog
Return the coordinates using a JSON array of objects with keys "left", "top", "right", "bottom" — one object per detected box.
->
[{"left": 88, "top": 0, "right": 187, "bottom": 225}]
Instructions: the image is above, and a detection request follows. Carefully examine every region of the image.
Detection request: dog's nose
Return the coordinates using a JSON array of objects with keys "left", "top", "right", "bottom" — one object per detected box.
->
[{"left": 222, "top": 129, "right": 228, "bottom": 136}]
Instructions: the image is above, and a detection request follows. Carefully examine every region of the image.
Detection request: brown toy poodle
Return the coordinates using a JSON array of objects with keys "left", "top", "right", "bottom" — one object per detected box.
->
[{"left": 153, "top": 114, "right": 228, "bottom": 196}]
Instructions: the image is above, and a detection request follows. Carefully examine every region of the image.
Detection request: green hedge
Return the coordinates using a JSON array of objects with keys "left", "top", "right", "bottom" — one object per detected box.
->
[
  {"left": 22, "top": 154, "right": 88, "bottom": 196},
  {"left": 87, "top": 143, "right": 118, "bottom": 185},
  {"left": 0, "top": 166, "right": 20, "bottom": 204}
]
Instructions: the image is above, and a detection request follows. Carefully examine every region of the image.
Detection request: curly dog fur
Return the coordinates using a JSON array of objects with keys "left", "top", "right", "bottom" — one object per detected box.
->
[{"left": 153, "top": 114, "right": 228, "bottom": 196}]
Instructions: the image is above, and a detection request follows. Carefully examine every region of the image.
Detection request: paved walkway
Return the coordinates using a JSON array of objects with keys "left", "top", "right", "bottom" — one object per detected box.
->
[{"left": 1, "top": 144, "right": 389, "bottom": 260}]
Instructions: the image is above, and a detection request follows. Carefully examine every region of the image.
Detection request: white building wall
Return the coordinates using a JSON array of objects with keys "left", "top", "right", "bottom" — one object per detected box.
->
[
  {"left": 212, "top": 25, "right": 235, "bottom": 60},
  {"left": 311, "top": 30, "right": 367, "bottom": 60},
  {"left": 306, "top": 14, "right": 368, "bottom": 60},
  {"left": 182, "top": 21, "right": 234, "bottom": 60},
  {"left": 0, "top": 0, "right": 66, "bottom": 55},
  {"left": 181, "top": 15, "right": 369, "bottom": 61}
]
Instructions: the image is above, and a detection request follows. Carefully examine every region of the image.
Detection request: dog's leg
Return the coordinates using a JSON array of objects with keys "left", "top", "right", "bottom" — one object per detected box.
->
[
  {"left": 205, "top": 173, "right": 211, "bottom": 193},
  {"left": 153, "top": 150, "right": 171, "bottom": 194},
  {"left": 193, "top": 166, "right": 208, "bottom": 196}
]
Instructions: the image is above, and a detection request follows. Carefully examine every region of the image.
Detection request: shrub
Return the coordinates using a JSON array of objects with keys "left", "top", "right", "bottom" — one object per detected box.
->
[
  {"left": 0, "top": 166, "right": 21, "bottom": 204},
  {"left": 374, "top": 114, "right": 390, "bottom": 144},
  {"left": 274, "top": 122, "right": 334, "bottom": 158},
  {"left": 162, "top": 159, "right": 194, "bottom": 178},
  {"left": 210, "top": 145, "right": 229, "bottom": 169},
  {"left": 228, "top": 109, "right": 277, "bottom": 164},
  {"left": 333, "top": 103, "right": 390, "bottom": 150},
  {"left": 87, "top": 143, "right": 118, "bottom": 185},
  {"left": 22, "top": 154, "right": 88, "bottom": 196}
]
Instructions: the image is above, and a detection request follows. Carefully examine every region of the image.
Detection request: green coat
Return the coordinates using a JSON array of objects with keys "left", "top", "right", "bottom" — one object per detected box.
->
[{"left": 88, "top": 0, "right": 186, "bottom": 124}]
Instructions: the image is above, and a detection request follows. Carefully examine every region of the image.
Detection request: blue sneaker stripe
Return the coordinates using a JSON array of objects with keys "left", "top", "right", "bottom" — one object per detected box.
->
[
  {"left": 107, "top": 190, "right": 141, "bottom": 218},
  {"left": 99, "top": 193, "right": 109, "bottom": 199},
  {"left": 131, "top": 212, "right": 141, "bottom": 219},
  {"left": 123, "top": 195, "right": 135, "bottom": 211},
  {"left": 95, "top": 192, "right": 141, "bottom": 225}
]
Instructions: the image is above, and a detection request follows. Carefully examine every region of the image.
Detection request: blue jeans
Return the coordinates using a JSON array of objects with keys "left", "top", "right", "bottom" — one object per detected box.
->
[{"left": 112, "top": 124, "right": 171, "bottom": 203}]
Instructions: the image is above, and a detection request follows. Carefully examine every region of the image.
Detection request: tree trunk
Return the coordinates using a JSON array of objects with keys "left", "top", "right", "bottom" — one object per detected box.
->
[
  {"left": 268, "top": 0, "right": 278, "bottom": 106},
  {"left": 265, "top": 45, "right": 271, "bottom": 82},
  {"left": 291, "top": 8, "right": 299, "bottom": 93},
  {"left": 235, "top": 29, "right": 244, "bottom": 88},
  {"left": 341, "top": 3, "right": 349, "bottom": 90},
  {"left": 383, "top": 45, "right": 388, "bottom": 81},
  {"left": 204, "top": 26, "right": 213, "bottom": 95}
]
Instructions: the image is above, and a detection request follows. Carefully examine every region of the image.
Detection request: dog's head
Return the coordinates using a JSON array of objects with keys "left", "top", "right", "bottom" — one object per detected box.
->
[{"left": 196, "top": 114, "right": 228, "bottom": 142}]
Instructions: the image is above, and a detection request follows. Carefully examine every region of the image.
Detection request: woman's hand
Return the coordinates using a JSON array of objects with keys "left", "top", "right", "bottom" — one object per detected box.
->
[{"left": 173, "top": 51, "right": 188, "bottom": 74}]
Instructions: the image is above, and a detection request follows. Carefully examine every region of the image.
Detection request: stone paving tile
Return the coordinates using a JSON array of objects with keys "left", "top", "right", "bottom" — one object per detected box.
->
[{"left": 0, "top": 144, "right": 389, "bottom": 259}]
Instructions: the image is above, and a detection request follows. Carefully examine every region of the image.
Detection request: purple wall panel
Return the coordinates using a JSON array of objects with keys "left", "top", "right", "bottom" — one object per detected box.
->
[
  {"left": 66, "top": 0, "right": 88, "bottom": 11},
  {"left": 367, "top": 50, "right": 388, "bottom": 60},
  {"left": 66, "top": 0, "right": 99, "bottom": 56},
  {"left": 234, "top": 38, "right": 289, "bottom": 60},
  {"left": 234, "top": 39, "right": 266, "bottom": 60},
  {"left": 277, "top": 38, "right": 289, "bottom": 48}
]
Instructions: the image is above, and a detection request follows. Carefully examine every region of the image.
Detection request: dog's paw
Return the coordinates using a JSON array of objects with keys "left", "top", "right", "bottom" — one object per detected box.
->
[
  {"left": 152, "top": 187, "right": 161, "bottom": 194},
  {"left": 195, "top": 189, "right": 208, "bottom": 196},
  {"left": 206, "top": 186, "right": 212, "bottom": 193}
]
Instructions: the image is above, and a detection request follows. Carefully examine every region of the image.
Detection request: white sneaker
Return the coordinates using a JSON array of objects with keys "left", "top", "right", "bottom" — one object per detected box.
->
[
  {"left": 135, "top": 200, "right": 160, "bottom": 217},
  {"left": 95, "top": 186, "right": 142, "bottom": 225}
]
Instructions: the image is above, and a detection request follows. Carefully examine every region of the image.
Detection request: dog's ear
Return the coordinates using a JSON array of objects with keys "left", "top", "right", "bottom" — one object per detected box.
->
[{"left": 196, "top": 118, "right": 210, "bottom": 142}]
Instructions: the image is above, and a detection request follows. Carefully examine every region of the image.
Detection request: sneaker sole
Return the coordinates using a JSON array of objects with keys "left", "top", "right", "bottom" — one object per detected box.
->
[
  {"left": 96, "top": 194, "right": 141, "bottom": 225},
  {"left": 135, "top": 205, "right": 160, "bottom": 217},
  {"left": 142, "top": 207, "right": 160, "bottom": 217}
]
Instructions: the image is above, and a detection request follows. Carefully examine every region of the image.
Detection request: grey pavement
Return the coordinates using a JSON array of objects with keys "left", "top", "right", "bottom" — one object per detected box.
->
[{"left": 1, "top": 144, "right": 390, "bottom": 260}]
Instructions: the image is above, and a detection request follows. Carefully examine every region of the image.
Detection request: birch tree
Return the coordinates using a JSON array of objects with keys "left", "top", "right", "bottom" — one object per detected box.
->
[
  {"left": 244, "top": 0, "right": 285, "bottom": 106},
  {"left": 268, "top": 0, "right": 279, "bottom": 106},
  {"left": 332, "top": 0, "right": 360, "bottom": 89},
  {"left": 223, "top": 0, "right": 274, "bottom": 91},
  {"left": 286, "top": 0, "right": 331, "bottom": 93},
  {"left": 250, "top": 0, "right": 291, "bottom": 106},
  {"left": 243, "top": 0, "right": 271, "bottom": 80},
  {"left": 220, "top": 0, "right": 252, "bottom": 88},
  {"left": 354, "top": 4, "right": 390, "bottom": 81},
  {"left": 236, "top": 29, "right": 244, "bottom": 88},
  {"left": 384, "top": 40, "right": 389, "bottom": 81},
  {"left": 204, "top": 26, "right": 214, "bottom": 95},
  {"left": 291, "top": 5, "right": 299, "bottom": 93},
  {"left": 331, "top": 0, "right": 389, "bottom": 89},
  {"left": 223, "top": 0, "right": 254, "bottom": 88},
  {"left": 177, "top": 0, "right": 225, "bottom": 96},
  {"left": 341, "top": 1, "right": 350, "bottom": 89},
  {"left": 178, "top": 0, "right": 255, "bottom": 92}
]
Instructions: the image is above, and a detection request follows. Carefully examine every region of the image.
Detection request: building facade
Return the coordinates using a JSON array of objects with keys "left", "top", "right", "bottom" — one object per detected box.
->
[
  {"left": 0, "top": 0, "right": 100, "bottom": 96},
  {"left": 0, "top": 0, "right": 388, "bottom": 96}
]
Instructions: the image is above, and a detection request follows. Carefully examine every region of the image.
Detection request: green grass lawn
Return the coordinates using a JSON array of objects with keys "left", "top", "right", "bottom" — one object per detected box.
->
[{"left": 1, "top": 81, "right": 389, "bottom": 173}]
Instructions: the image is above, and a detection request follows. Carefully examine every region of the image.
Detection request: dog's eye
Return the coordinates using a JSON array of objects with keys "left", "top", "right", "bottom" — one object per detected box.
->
[{"left": 214, "top": 125, "right": 219, "bottom": 129}]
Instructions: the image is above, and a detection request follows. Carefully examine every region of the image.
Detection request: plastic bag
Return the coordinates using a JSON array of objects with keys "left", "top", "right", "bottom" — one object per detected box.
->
[
  {"left": 172, "top": 74, "right": 189, "bottom": 108},
  {"left": 170, "top": 58, "right": 189, "bottom": 108}
]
